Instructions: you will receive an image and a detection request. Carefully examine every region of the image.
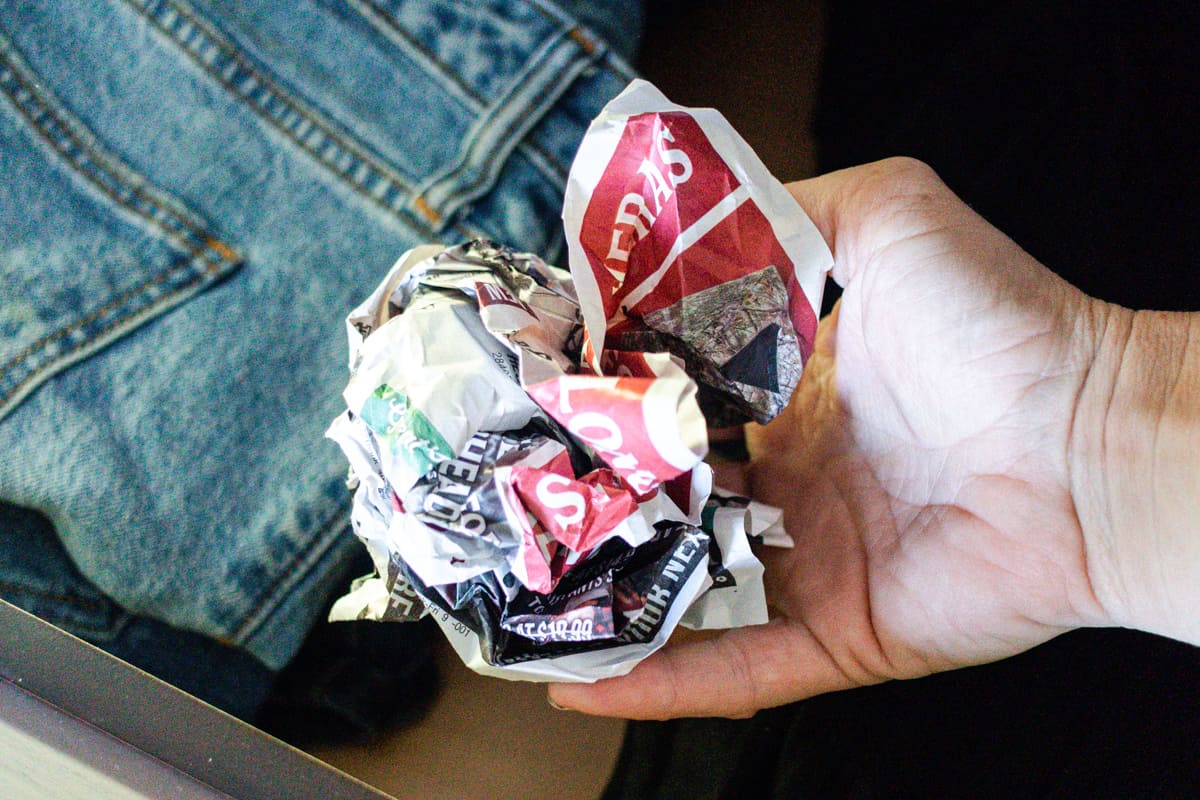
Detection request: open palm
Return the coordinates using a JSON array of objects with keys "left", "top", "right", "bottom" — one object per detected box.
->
[{"left": 550, "top": 158, "right": 1111, "bottom": 718}]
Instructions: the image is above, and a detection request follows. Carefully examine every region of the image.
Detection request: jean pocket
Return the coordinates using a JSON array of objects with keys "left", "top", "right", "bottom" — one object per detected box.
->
[{"left": 0, "top": 30, "right": 242, "bottom": 424}]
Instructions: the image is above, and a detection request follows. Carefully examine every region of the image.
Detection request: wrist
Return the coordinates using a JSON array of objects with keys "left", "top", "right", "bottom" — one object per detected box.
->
[{"left": 1071, "top": 303, "right": 1200, "bottom": 643}]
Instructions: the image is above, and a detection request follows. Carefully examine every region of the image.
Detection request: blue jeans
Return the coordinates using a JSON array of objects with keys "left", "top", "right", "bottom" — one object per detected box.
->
[{"left": 0, "top": 0, "right": 641, "bottom": 715}]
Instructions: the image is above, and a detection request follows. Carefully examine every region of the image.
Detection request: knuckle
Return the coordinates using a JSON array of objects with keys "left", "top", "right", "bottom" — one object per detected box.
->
[
  {"left": 877, "top": 155, "right": 938, "bottom": 183},
  {"left": 863, "top": 156, "right": 946, "bottom": 206}
]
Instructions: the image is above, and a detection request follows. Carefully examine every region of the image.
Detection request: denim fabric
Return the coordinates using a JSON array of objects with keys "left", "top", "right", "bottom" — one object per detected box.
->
[{"left": 0, "top": 0, "right": 640, "bottom": 679}]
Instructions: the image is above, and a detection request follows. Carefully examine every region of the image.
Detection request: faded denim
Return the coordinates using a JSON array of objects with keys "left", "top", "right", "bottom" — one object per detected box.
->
[{"left": 0, "top": 0, "right": 640, "bottom": 696}]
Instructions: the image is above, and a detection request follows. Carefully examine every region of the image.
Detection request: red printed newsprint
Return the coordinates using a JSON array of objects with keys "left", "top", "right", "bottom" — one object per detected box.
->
[
  {"left": 325, "top": 81, "right": 830, "bottom": 682},
  {"left": 564, "top": 79, "right": 832, "bottom": 426}
]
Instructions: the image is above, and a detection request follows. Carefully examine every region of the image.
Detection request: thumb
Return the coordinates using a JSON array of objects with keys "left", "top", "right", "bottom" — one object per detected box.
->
[
  {"left": 546, "top": 617, "right": 863, "bottom": 720},
  {"left": 785, "top": 157, "right": 952, "bottom": 289}
]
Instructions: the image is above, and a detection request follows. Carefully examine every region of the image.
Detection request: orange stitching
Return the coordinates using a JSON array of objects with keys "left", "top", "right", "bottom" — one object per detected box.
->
[
  {"left": 356, "top": 0, "right": 572, "bottom": 182},
  {"left": 202, "top": 237, "right": 240, "bottom": 263},
  {"left": 413, "top": 194, "right": 442, "bottom": 225},
  {"left": 0, "top": 254, "right": 221, "bottom": 409},
  {"left": 229, "top": 504, "right": 350, "bottom": 643},
  {"left": 0, "top": 45, "right": 246, "bottom": 395},
  {"left": 1, "top": 268, "right": 181, "bottom": 379},
  {"left": 0, "top": 50, "right": 204, "bottom": 251},
  {"left": 132, "top": 0, "right": 436, "bottom": 238},
  {"left": 568, "top": 27, "right": 596, "bottom": 56}
]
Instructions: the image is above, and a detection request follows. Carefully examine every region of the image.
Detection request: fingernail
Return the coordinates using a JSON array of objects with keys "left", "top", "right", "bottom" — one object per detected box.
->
[{"left": 547, "top": 695, "right": 571, "bottom": 711}]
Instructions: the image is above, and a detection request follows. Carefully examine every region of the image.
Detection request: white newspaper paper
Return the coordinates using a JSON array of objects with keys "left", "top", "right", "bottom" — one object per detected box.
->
[{"left": 326, "top": 80, "right": 831, "bottom": 682}]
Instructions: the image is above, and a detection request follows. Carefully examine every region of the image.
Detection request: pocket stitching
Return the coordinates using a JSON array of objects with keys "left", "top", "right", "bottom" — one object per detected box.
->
[
  {"left": 413, "top": 22, "right": 601, "bottom": 228},
  {"left": 0, "top": 33, "right": 238, "bottom": 253},
  {"left": 348, "top": 0, "right": 575, "bottom": 183},
  {"left": 228, "top": 501, "right": 351, "bottom": 651},
  {"left": 126, "top": 0, "right": 440, "bottom": 238},
  {"left": 0, "top": 250, "right": 230, "bottom": 416},
  {"left": 0, "top": 31, "right": 243, "bottom": 420}
]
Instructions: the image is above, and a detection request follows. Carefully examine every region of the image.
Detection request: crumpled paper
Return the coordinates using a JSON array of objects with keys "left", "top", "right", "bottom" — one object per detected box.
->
[{"left": 325, "top": 80, "right": 831, "bottom": 682}]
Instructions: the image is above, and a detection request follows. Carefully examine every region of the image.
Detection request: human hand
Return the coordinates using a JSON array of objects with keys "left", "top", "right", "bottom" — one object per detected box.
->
[{"left": 549, "top": 157, "right": 1121, "bottom": 719}]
